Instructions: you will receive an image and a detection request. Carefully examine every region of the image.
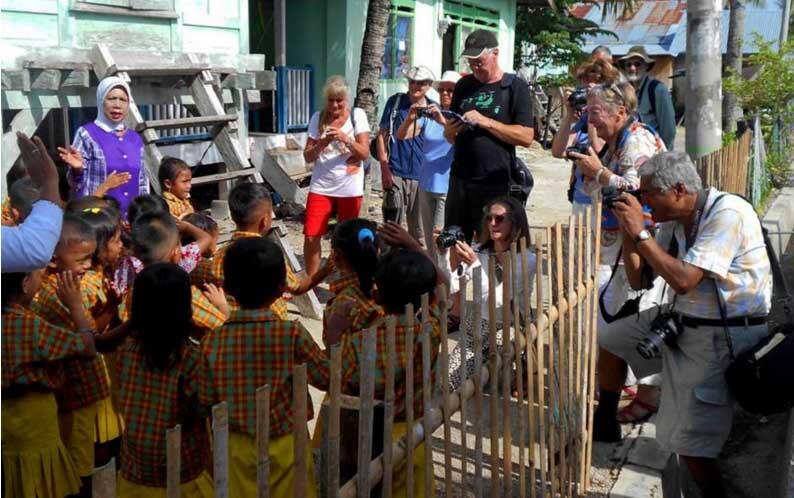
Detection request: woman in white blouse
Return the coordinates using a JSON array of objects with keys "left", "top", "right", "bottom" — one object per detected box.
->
[
  {"left": 302, "top": 76, "right": 371, "bottom": 276},
  {"left": 443, "top": 195, "right": 537, "bottom": 389}
]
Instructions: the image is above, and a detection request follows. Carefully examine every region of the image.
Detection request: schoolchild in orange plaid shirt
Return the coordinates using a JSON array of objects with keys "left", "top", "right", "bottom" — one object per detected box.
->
[
  {"left": 199, "top": 237, "right": 329, "bottom": 497},
  {"left": 30, "top": 212, "right": 111, "bottom": 488},
  {"left": 115, "top": 263, "right": 212, "bottom": 497},
  {"left": 3, "top": 177, "right": 40, "bottom": 226},
  {"left": 191, "top": 182, "right": 331, "bottom": 318},
  {"left": 119, "top": 212, "right": 227, "bottom": 337},
  {"left": 2, "top": 269, "right": 97, "bottom": 498},
  {"left": 158, "top": 157, "right": 195, "bottom": 219},
  {"left": 336, "top": 222, "right": 447, "bottom": 498}
]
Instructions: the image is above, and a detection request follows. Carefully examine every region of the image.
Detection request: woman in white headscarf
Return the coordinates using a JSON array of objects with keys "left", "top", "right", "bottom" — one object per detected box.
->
[{"left": 59, "top": 76, "right": 148, "bottom": 218}]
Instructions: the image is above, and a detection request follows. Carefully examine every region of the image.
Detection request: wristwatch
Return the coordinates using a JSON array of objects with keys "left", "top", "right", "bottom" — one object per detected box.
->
[{"left": 634, "top": 229, "right": 651, "bottom": 244}]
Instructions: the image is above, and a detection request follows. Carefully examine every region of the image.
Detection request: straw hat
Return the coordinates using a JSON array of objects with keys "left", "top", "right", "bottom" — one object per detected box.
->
[
  {"left": 618, "top": 46, "right": 655, "bottom": 71},
  {"left": 433, "top": 70, "right": 461, "bottom": 89}
]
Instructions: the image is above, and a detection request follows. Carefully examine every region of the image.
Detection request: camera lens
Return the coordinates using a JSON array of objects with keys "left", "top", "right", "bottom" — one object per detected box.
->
[{"left": 637, "top": 337, "right": 662, "bottom": 360}]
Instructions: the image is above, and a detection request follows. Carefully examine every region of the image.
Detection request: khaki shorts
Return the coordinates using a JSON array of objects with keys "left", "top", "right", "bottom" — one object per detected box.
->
[{"left": 599, "top": 307, "right": 768, "bottom": 458}]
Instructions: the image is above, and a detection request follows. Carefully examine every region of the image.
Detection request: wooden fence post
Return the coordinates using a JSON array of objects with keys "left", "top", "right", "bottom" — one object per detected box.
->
[
  {"left": 167, "top": 425, "right": 181, "bottom": 498},
  {"left": 356, "top": 329, "right": 377, "bottom": 498},
  {"left": 472, "top": 266, "right": 485, "bottom": 498},
  {"left": 212, "top": 402, "right": 229, "bottom": 498},
  {"left": 382, "top": 318, "right": 397, "bottom": 498},
  {"left": 92, "top": 457, "right": 117, "bottom": 498},
  {"left": 293, "top": 365, "right": 308, "bottom": 498},
  {"left": 256, "top": 385, "right": 271, "bottom": 498},
  {"left": 487, "top": 257, "right": 501, "bottom": 496},
  {"left": 404, "top": 303, "right": 415, "bottom": 498}
]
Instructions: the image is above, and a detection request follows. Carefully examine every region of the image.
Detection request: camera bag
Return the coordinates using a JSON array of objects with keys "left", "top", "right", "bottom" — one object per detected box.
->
[
  {"left": 503, "top": 74, "right": 534, "bottom": 205},
  {"left": 707, "top": 195, "right": 794, "bottom": 415}
]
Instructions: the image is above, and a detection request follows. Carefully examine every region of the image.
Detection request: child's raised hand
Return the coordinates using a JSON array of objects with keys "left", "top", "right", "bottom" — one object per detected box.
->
[
  {"left": 203, "top": 283, "right": 229, "bottom": 318},
  {"left": 56, "top": 271, "right": 84, "bottom": 312},
  {"left": 377, "top": 221, "right": 422, "bottom": 252}
]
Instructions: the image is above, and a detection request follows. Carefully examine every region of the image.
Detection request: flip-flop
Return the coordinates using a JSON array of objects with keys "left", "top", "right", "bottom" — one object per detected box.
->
[
  {"left": 616, "top": 398, "right": 657, "bottom": 424},
  {"left": 622, "top": 386, "right": 638, "bottom": 400}
]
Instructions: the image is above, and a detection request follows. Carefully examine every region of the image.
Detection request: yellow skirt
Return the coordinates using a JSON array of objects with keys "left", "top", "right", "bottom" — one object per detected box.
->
[
  {"left": 58, "top": 403, "right": 97, "bottom": 477},
  {"left": 228, "top": 431, "right": 317, "bottom": 498},
  {"left": 118, "top": 470, "right": 213, "bottom": 498},
  {"left": 95, "top": 355, "right": 124, "bottom": 443},
  {"left": 391, "top": 422, "right": 427, "bottom": 498},
  {"left": 2, "top": 391, "right": 82, "bottom": 498}
]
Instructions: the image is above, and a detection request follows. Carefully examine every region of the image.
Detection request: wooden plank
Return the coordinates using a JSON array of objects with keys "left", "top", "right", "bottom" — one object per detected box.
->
[
  {"left": 167, "top": 425, "right": 181, "bottom": 498},
  {"left": 542, "top": 227, "right": 552, "bottom": 496},
  {"left": 487, "top": 257, "right": 500, "bottom": 497},
  {"left": 471, "top": 266, "right": 485, "bottom": 498},
  {"left": 511, "top": 243, "right": 527, "bottom": 498},
  {"left": 522, "top": 237, "right": 538, "bottom": 498},
  {"left": 136, "top": 114, "right": 237, "bottom": 132},
  {"left": 256, "top": 385, "right": 271, "bottom": 498},
  {"left": 567, "top": 218, "right": 577, "bottom": 497},
  {"left": 404, "top": 304, "right": 415, "bottom": 498},
  {"left": 221, "top": 72, "right": 256, "bottom": 89},
  {"left": 293, "top": 364, "right": 308, "bottom": 498},
  {"left": 326, "top": 346, "right": 342, "bottom": 498},
  {"left": 356, "top": 329, "right": 377, "bottom": 498},
  {"left": 1, "top": 109, "right": 49, "bottom": 198},
  {"left": 501, "top": 253, "right": 513, "bottom": 497},
  {"left": 254, "top": 71, "right": 277, "bottom": 91},
  {"left": 212, "top": 402, "right": 230, "bottom": 498},
  {"left": 382, "top": 318, "right": 397, "bottom": 498},
  {"left": 92, "top": 457, "right": 117, "bottom": 498},
  {"left": 89, "top": 43, "right": 118, "bottom": 81},
  {"left": 191, "top": 167, "right": 258, "bottom": 186},
  {"left": 438, "top": 285, "right": 453, "bottom": 498},
  {"left": 456, "top": 279, "right": 469, "bottom": 496},
  {"left": 584, "top": 203, "right": 602, "bottom": 490},
  {"left": 70, "top": 2, "right": 179, "bottom": 18},
  {"left": 553, "top": 223, "right": 565, "bottom": 497},
  {"left": 267, "top": 224, "right": 323, "bottom": 320},
  {"left": 60, "top": 68, "right": 91, "bottom": 88},
  {"left": 421, "top": 328, "right": 435, "bottom": 498},
  {"left": 30, "top": 69, "right": 61, "bottom": 90},
  {"left": 1, "top": 70, "right": 31, "bottom": 91}
]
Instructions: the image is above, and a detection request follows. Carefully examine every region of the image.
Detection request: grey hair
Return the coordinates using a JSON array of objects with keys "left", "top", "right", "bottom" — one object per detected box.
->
[
  {"left": 587, "top": 81, "right": 637, "bottom": 115},
  {"left": 592, "top": 45, "right": 612, "bottom": 57},
  {"left": 638, "top": 151, "right": 703, "bottom": 192}
]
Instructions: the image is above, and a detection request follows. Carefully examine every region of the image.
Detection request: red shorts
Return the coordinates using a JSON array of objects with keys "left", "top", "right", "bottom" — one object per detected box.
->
[{"left": 303, "top": 192, "right": 363, "bottom": 237}]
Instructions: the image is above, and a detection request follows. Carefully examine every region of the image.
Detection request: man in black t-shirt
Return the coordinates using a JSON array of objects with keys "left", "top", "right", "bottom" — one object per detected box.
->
[{"left": 444, "top": 30, "right": 535, "bottom": 239}]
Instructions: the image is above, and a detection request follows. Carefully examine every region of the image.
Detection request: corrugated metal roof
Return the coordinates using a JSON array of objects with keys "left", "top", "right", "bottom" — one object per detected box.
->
[{"left": 575, "top": 1, "right": 783, "bottom": 56}]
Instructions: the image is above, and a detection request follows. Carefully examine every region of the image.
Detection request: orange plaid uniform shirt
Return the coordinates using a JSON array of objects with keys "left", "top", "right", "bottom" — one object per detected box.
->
[
  {"left": 191, "top": 230, "right": 300, "bottom": 320},
  {"left": 118, "top": 286, "right": 225, "bottom": 336},
  {"left": 116, "top": 337, "right": 210, "bottom": 487},
  {"left": 162, "top": 192, "right": 194, "bottom": 219},
  {"left": 2, "top": 303, "right": 91, "bottom": 391},
  {"left": 2, "top": 197, "right": 15, "bottom": 225},
  {"left": 199, "top": 308, "right": 329, "bottom": 438},
  {"left": 339, "top": 305, "right": 442, "bottom": 421},
  {"left": 322, "top": 271, "right": 383, "bottom": 346},
  {"left": 30, "top": 271, "right": 110, "bottom": 411}
]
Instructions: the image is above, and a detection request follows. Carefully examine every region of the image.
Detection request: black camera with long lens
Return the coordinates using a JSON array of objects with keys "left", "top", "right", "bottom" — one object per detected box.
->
[
  {"left": 637, "top": 312, "right": 683, "bottom": 359},
  {"left": 601, "top": 186, "right": 641, "bottom": 209},
  {"left": 565, "top": 142, "right": 590, "bottom": 159},
  {"left": 568, "top": 87, "right": 589, "bottom": 113},
  {"left": 436, "top": 225, "right": 466, "bottom": 250}
]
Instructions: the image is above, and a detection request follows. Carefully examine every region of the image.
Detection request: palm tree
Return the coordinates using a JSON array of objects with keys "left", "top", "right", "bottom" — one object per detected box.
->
[
  {"left": 354, "top": 0, "right": 392, "bottom": 128},
  {"left": 723, "top": 0, "right": 747, "bottom": 134}
]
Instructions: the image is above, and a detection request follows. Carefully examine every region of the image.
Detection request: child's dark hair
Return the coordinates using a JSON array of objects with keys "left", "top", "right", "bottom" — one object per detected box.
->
[
  {"left": 331, "top": 218, "right": 379, "bottom": 297},
  {"left": 158, "top": 156, "right": 191, "bottom": 191},
  {"left": 228, "top": 183, "right": 272, "bottom": 227},
  {"left": 6, "top": 161, "right": 28, "bottom": 190},
  {"left": 131, "top": 212, "right": 179, "bottom": 266},
  {"left": 65, "top": 196, "right": 110, "bottom": 213},
  {"left": 128, "top": 194, "right": 169, "bottom": 225},
  {"left": 180, "top": 212, "right": 218, "bottom": 246},
  {"left": 224, "top": 237, "right": 285, "bottom": 308},
  {"left": 131, "top": 263, "right": 194, "bottom": 369},
  {"left": 102, "top": 195, "right": 121, "bottom": 213},
  {"left": 1, "top": 273, "right": 27, "bottom": 311},
  {"left": 78, "top": 206, "right": 121, "bottom": 265},
  {"left": 8, "top": 178, "right": 40, "bottom": 220},
  {"left": 60, "top": 211, "right": 98, "bottom": 247},
  {"left": 374, "top": 250, "right": 436, "bottom": 314}
]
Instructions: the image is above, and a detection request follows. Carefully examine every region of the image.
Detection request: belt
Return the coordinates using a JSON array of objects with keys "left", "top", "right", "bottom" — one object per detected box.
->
[{"left": 679, "top": 315, "right": 767, "bottom": 328}]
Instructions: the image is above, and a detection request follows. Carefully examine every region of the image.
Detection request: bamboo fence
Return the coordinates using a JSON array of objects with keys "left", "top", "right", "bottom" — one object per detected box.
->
[
  {"left": 694, "top": 130, "right": 752, "bottom": 196},
  {"left": 92, "top": 206, "right": 602, "bottom": 498}
]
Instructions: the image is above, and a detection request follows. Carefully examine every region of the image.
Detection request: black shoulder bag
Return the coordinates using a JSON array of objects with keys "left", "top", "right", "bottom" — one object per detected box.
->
[
  {"left": 704, "top": 195, "right": 794, "bottom": 415},
  {"left": 502, "top": 74, "right": 534, "bottom": 205}
]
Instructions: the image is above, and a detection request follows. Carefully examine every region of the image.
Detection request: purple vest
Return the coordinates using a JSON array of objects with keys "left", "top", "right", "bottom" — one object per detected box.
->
[{"left": 84, "top": 122, "right": 144, "bottom": 219}]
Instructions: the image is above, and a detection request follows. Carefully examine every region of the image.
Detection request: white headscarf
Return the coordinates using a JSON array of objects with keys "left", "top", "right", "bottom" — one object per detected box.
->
[{"left": 94, "top": 76, "right": 131, "bottom": 133}]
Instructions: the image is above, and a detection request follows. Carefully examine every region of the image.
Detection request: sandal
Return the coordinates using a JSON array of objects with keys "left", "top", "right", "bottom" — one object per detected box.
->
[
  {"left": 616, "top": 398, "right": 657, "bottom": 424},
  {"left": 622, "top": 386, "right": 638, "bottom": 400}
]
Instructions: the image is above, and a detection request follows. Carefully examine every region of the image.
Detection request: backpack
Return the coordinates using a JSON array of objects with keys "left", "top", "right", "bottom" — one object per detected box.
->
[{"left": 638, "top": 78, "right": 661, "bottom": 124}]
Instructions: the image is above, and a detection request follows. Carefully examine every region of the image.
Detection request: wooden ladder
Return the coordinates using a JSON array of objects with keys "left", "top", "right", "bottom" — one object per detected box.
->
[{"left": 89, "top": 43, "right": 322, "bottom": 320}]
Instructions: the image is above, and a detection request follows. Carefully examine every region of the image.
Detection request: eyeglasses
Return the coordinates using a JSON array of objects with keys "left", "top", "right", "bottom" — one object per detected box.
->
[
  {"left": 486, "top": 214, "right": 506, "bottom": 224},
  {"left": 466, "top": 49, "right": 494, "bottom": 69},
  {"left": 438, "top": 87, "right": 455, "bottom": 94},
  {"left": 621, "top": 60, "right": 645, "bottom": 69}
]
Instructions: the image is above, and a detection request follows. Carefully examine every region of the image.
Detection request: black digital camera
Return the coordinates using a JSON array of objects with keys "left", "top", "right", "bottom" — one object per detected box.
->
[
  {"left": 568, "top": 87, "right": 589, "bottom": 113},
  {"left": 416, "top": 106, "right": 431, "bottom": 118},
  {"left": 565, "top": 142, "right": 590, "bottom": 159},
  {"left": 601, "top": 186, "right": 641, "bottom": 209},
  {"left": 436, "top": 225, "right": 466, "bottom": 250},
  {"left": 637, "top": 312, "right": 683, "bottom": 359}
]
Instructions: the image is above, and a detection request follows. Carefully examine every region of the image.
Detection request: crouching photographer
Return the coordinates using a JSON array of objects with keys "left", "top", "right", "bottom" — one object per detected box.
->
[{"left": 594, "top": 151, "right": 772, "bottom": 498}]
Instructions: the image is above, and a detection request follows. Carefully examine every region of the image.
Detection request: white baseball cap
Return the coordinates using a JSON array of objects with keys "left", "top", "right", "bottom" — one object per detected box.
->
[
  {"left": 404, "top": 65, "right": 436, "bottom": 82},
  {"left": 434, "top": 70, "right": 461, "bottom": 89}
]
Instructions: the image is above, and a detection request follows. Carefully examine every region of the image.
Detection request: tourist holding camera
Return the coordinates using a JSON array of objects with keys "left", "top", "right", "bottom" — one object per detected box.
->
[
  {"left": 595, "top": 151, "right": 771, "bottom": 498},
  {"left": 439, "top": 196, "right": 536, "bottom": 389},
  {"left": 551, "top": 59, "right": 619, "bottom": 215},
  {"left": 396, "top": 71, "right": 462, "bottom": 257}
]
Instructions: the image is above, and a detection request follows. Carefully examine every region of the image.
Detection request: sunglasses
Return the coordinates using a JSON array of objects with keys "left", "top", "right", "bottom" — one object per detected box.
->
[
  {"left": 486, "top": 214, "right": 506, "bottom": 224},
  {"left": 621, "top": 60, "right": 646, "bottom": 69},
  {"left": 597, "top": 83, "right": 626, "bottom": 105}
]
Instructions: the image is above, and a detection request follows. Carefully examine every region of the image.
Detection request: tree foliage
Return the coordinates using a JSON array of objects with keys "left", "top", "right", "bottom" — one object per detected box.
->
[{"left": 514, "top": 5, "right": 616, "bottom": 74}]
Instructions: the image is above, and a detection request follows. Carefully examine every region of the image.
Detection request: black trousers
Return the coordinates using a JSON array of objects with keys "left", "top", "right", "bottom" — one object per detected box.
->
[{"left": 444, "top": 175, "right": 509, "bottom": 241}]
